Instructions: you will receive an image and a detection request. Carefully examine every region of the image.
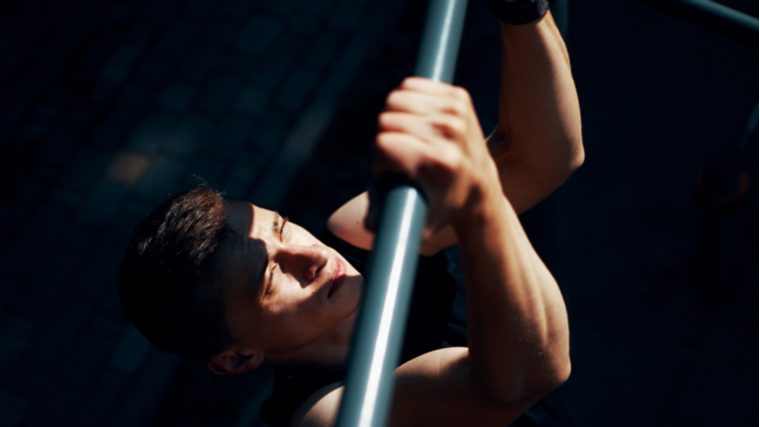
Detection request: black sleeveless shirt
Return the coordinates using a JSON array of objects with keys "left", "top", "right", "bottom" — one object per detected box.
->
[{"left": 260, "top": 229, "right": 575, "bottom": 427}]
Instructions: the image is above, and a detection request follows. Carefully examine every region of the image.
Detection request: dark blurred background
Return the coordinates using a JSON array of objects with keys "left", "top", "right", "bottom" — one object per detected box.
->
[{"left": 0, "top": 0, "right": 756, "bottom": 426}]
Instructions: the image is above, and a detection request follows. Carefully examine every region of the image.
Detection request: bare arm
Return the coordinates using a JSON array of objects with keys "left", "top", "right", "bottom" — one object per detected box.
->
[
  {"left": 328, "top": 10, "right": 583, "bottom": 255},
  {"left": 488, "top": 11, "right": 583, "bottom": 212},
  {"left": 454, "top": 178, "right": 570, "bottom": 401},
  {"left": 295, "top": 63, "right": 570, "bottom": 427}
]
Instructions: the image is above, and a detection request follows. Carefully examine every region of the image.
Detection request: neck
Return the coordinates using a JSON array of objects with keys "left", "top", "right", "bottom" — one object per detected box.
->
[{"left": 265, "top": 311, "right": 358, "bottom": 372}]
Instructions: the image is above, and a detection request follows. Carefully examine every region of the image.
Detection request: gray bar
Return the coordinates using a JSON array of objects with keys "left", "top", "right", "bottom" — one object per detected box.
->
[
  {"left": 635, "top": 0, "right": 758, "bottom": 48},
  {"left": 414, "top": 0, "right": 469, "bottom": 82},
  {"left": 335, "top": 187, "right": 427, "bottom": 427},
  {"left": 335, "top": 1, "right": 468, "bottom": 427}
]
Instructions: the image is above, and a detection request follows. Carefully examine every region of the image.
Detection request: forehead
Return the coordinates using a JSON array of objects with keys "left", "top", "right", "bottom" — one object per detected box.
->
[
  {"left": 224, "top": 201, "right": 276, "bottom": 239},
  {"left": 219, "top": 202, "right": 284, "bottom": 343}
]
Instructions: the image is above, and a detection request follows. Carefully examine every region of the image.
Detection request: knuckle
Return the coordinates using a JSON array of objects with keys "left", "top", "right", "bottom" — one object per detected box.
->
[
  {"left": 437, "top": 146, "right": 464, "bottom": 171},
  {"left": 451, "top": 85, "right": 468, "bottom": 100},
  {"left": 435, "top": 117, "right": 466, "bottom": 140},
  {"left": 378, "top": 112, "right": 392, "bottom": 128},
  {"left": 401, "top": 77, "right": 416, "bottom": 88},
  {"left": 451, "top": 100, "right": 466, "bottom": 116},
  {"left": 375, "top": 131, "right": 392, "bottom": 148},
  {"left": 385, "top": 91, "right": 396, "bottom": 107},
  {"left": 386, "top": 90, "right": 410, "bottom": 111},
  {"left": 447, "top": 117, "right": 466, "bottom": 134}
]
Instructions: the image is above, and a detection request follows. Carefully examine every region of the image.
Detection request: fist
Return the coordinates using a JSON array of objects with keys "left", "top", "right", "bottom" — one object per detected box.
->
[{"left": 372, "top": 77, "right": 499, "bottom": 235}]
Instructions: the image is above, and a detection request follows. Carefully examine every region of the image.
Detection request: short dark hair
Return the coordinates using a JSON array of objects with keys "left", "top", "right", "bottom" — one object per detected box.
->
[{"left": 118, "top": 185, "right": 236, "bottom": 361}]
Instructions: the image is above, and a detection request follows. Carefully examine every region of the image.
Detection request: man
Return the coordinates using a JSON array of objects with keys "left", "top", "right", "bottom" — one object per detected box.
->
[{"left": 119, "top": 4, "right": 583, "bottom": 426}]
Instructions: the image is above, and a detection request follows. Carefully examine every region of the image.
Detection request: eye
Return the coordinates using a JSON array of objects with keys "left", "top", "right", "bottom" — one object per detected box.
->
[{"left": 265, "top": 264, "right": 277, "bottom": 295}]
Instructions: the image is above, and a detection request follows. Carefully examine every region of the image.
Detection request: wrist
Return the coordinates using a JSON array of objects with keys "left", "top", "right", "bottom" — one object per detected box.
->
[{"left": 450, "top": 178, "right": 509, "bottom": 239}]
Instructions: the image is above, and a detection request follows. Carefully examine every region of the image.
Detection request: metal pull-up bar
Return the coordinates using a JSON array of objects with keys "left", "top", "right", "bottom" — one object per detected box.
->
[
  {"left": 334, "top": 1, "right": 468, "bottom": 427},
  {"left": 635, "top": 0, "right": 759, "bottom": 48}
]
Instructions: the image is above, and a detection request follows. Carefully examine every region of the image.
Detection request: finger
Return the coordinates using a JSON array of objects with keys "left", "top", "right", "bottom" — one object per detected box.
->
[
  {"left": 384, "top": 89, "right": 457, "bottom": 115},
  {"left": 375, "top": 131, "right": 468, "bottom": 191},
  {"left": 397, "top": 78, "right": 474, "bottom": 114},
  {"left": 378, "top": 112, "right": 469, "bottom": 145},
  {"left": 385, "top": 89, "right": 475, "bottom": 117},
  {"left": 373, "top": 131, "right": 439, "bottom": 180},
  {"left": 398, "top": 77, "right": 467, "bottom": 100},
  {"left": 385, "top": 90, "right": 480, "bottom": 135}
]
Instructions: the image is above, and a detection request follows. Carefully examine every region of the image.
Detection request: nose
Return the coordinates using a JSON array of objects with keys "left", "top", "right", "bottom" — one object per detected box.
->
[{"left": 277, "top": 244, "right": 329, "bottom": 282}]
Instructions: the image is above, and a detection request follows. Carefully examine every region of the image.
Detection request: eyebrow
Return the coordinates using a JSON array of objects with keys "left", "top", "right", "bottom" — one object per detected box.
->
[
  {"left": 254, "top": 212, "right": 285, "bottom": 294},
  {"left": 272, "top": 212, "right": 280, "bottom": 236}
]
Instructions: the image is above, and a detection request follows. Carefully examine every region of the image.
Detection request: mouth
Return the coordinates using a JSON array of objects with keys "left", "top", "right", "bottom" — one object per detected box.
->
[{"left": 327, "top": 258, "right": 347, "bottom": 298}]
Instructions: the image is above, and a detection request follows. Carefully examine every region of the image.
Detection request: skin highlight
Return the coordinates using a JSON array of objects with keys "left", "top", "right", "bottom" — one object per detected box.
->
[{"left": 209, "top": 201, "right": 364, "bottom": 374}]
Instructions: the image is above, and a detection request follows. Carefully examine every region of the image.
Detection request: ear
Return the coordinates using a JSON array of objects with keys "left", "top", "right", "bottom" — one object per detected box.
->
[{"left": 207, "top": 349, "right": 265, "bottom": 375}]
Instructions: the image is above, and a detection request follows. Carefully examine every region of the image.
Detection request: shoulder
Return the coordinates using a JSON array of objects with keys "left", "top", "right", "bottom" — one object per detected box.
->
[
  {"left": 290, "top": 381, "right": 345, "bottom": 427},
  {"left": 262, "top": 368, "right": 348, "bottom": 427}
]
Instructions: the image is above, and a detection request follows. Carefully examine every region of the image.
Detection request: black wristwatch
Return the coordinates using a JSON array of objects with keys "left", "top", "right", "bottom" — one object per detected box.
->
[{"left": 486, "top": 0, "right": 550, "bottom": 25}]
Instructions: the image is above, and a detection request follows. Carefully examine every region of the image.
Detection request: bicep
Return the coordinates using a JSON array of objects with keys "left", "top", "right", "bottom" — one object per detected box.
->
[
  {"left": 291, "top": 382, "right": 345, "bottom": 427},
  {"left": 391, "top": 348, "right": 540, "bottom": 427},
  {"left": 292, "top": 348, "right": 541, "bottom": 427}
]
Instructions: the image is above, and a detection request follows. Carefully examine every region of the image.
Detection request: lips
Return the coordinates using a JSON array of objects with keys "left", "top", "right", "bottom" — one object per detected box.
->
[{"left": 328, "top": 258, "right": 346, "bottom": 298}]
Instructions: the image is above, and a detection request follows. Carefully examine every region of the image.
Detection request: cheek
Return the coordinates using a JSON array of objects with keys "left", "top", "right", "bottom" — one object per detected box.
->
[
  {"left": 225, "top": 298, "right": 261, "bottom": 342},
  {"left": 265, "top": 289, "right": 320, "bottom": 330},
  {"left": 260, "top": 304, "right": 327, "bottom": 349}
]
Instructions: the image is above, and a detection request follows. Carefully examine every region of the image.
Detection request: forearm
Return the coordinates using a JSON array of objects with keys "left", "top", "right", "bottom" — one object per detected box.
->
[
  {"left": 453, "top": 185, "right": 570, "bottom": 402},
  {"left": 329, "top": 13, "right": 583, "bottom": 254},
  {"left": 491, "top": 11, "right": 583, "bottom": 211}
]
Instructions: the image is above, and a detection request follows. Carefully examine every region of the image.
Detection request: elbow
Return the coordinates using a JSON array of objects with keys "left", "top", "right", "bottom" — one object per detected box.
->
[
  {"left": 489, "top": 357, "right": 572, "bottom": 405},
  {"left": 551, "top": 356, "right": 572, "bottom": 389},
  {"left": 559, "top": 134, "right": 585, "bottom": 185},
  {"left": 537, "top": 335, "right": 573, "bottom": 396},
  {"left": 567, "top": 136, "right": 585, "bottom": 176},
  {"left": 537, "top": 355, "right": 572, "bottom": 397},
  {"left": 545, "top": 135, "right": 585, "bottom": 193},
  {"left": 535, "top": 358, "right": 573, "bottom": 401},
  {"left": 569, "top": 138, "right": 585, "bottom": 174}
]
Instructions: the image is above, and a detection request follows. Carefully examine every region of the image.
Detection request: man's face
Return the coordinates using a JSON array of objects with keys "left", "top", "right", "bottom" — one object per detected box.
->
[{"left": 220, "top": 201, "right": 363, "bottom": 355}]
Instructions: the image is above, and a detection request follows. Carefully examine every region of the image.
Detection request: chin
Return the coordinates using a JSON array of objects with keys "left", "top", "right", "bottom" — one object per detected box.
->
[{"left": 338, "top": 277, "right": 363, "bottom": 314}]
